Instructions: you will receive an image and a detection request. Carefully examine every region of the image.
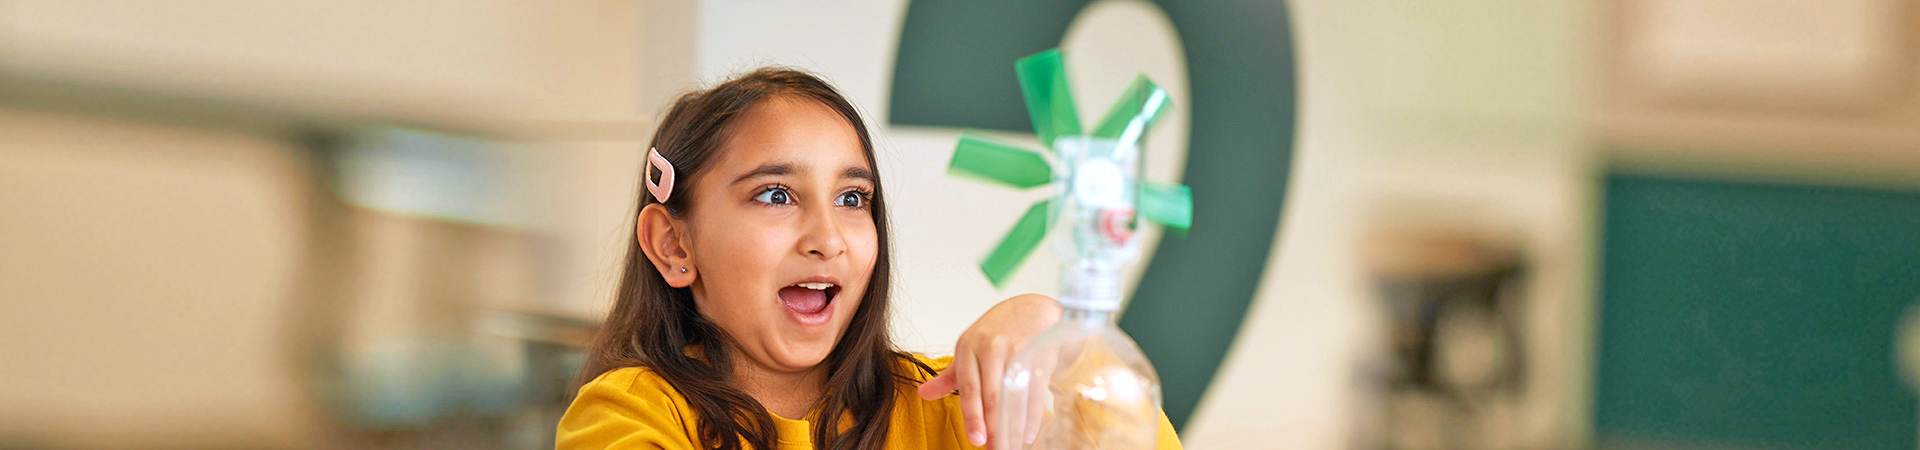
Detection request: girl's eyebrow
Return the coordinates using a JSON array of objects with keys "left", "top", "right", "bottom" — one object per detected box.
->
[
  {"left": 843, "top": 166, "right": 875, "bottom": 184},
  {"left": 729, "top": 162, "right": 874, "bottom": 186},
  {"left": 730, "top": 162, "right": 794, "bottom": 186}
]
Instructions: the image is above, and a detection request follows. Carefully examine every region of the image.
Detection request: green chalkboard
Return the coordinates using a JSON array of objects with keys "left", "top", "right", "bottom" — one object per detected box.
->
[{"left": 1597, "top": 174, "right": 1920, "bottom": 448}]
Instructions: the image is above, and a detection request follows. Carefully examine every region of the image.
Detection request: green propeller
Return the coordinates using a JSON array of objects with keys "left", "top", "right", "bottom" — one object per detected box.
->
[{"left": 947, "top": 49, "right": 1195, "bottom": 287}]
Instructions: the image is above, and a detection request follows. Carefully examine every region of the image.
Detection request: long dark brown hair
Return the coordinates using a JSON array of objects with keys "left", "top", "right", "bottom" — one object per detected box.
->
[{"left": 576, "top": 68, "right": 935, "bottom": 450}]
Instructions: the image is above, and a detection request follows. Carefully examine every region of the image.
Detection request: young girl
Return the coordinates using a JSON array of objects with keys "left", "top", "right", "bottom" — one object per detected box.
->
[{"left": 556, "top": 68, "right": 1181, "bottom": 450}]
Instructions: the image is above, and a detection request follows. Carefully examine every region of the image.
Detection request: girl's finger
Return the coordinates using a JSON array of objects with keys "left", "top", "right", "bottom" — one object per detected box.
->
[
  {"left": 919, "top": 369, "right": 956, "bottom": 400},
  {"left": 1022, "top": 366, "right": 1048, "bottom": 445},
  {"left": 955, "top": 351, "right": 986, "bottom": 447},
  {"left": 1022, "top": 344, "right": 1062, "bottom": 445},
  {"left": 977, "top": 340, "right": 1007, "bottom": 448}
]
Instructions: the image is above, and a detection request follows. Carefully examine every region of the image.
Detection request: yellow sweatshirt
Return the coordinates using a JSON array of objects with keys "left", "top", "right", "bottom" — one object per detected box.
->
[{"left": 556, "top": 353, "right": 1183, "bottom": 450}]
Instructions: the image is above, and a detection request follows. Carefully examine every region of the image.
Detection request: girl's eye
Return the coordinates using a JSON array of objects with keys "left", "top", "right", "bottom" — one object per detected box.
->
[
  {"left": 836, "top": 191, "right": 868, "bottom": 208},
  {"left": 753, "top": 187, "right": 794, "bottom": 205}
]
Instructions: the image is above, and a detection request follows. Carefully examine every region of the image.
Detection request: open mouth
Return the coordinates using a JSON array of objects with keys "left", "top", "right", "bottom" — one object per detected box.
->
[{"left": 778, "top": 282, "right": 840, "bottom": 320}]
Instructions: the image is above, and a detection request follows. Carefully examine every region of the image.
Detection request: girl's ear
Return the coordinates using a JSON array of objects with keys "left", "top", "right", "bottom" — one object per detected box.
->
[{"left": 636, "top": 203, "right": 697, "bottom": 287}]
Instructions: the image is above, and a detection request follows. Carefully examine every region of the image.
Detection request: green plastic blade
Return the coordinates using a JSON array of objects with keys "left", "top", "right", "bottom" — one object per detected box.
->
[
  {"left": 1139, "top": 181, "right": 1192, "bottom": 230},
  {"left": 980, "top": 199, "right": 1054, "bottom": 288},
  {"left": 1092, "top": 75, "right": 1171, "bottom": 144},
  {"left": 948, "top": 135, "right": 1052, "bottom": 189},
  {"left": 1015, "top": 49, "right": 1081, "bottom": 150}
]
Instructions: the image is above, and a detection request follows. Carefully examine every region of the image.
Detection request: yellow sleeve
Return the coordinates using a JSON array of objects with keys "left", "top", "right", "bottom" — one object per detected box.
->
[
  {"left": 557, "top": 368, "right": 700, "bottom": 450},
  {"left": 1155, "top": 411, "right": 1183, "bottom": 450},
  {"left": 912, "top": 353, "right": 954, "bottom": 376}
]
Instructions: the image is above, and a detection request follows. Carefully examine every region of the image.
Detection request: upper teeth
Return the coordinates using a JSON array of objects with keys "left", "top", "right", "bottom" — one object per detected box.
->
[{"left": 797, "top": 282, "right": 835, "bottom": 290}]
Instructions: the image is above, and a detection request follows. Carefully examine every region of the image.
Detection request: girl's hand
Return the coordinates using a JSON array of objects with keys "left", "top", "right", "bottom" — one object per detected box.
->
[{"left": 918, "top": 294, "right": 1062, "bottom": 448}]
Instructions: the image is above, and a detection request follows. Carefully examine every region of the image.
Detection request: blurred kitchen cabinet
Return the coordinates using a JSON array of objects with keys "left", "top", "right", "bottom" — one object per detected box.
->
[
  {"left": 0, "top": 0, "right": 648, "bottom": 133},
  {"left": 1600, "top": 0, "right": 1920, "bottom": 179}
]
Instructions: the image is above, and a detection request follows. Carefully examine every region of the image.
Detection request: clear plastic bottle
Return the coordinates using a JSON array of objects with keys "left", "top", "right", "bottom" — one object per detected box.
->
[{"left": 997, "top": 137, "right": 1163, "bottom": 450}]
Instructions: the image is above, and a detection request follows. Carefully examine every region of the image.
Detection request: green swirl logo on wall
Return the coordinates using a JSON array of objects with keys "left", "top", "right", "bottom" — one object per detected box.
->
[{"left": 888, "top": 0, "right": 1298, "bottom": 430}]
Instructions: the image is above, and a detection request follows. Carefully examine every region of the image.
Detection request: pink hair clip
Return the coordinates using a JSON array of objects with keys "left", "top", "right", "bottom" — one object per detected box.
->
[{"left": 645, "top": 147, "right": 676, "bottom": 203}]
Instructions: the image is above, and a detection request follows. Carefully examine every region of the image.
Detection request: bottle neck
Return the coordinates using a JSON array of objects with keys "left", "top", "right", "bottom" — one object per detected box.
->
[
  {"left": 1058, "top": 260, "right": 1122, "bottom": 312},
  {"left": 1059, "top": 307, "right": 1115, "bottom": 325}
]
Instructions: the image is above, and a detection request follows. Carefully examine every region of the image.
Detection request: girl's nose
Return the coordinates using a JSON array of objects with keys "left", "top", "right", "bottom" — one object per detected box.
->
[{"left": 798, "top": 204, "right": 847, "bottom": 260}]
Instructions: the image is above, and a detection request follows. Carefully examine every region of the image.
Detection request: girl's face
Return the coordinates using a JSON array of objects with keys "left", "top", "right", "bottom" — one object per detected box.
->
[{"left": 683, "top": 95, "right": 879, "bottom": 375}]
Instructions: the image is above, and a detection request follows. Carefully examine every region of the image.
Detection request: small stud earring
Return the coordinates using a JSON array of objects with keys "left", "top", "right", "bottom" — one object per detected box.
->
[{"left": 679, "top": 267, "right": 687, "bottom": 273}]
